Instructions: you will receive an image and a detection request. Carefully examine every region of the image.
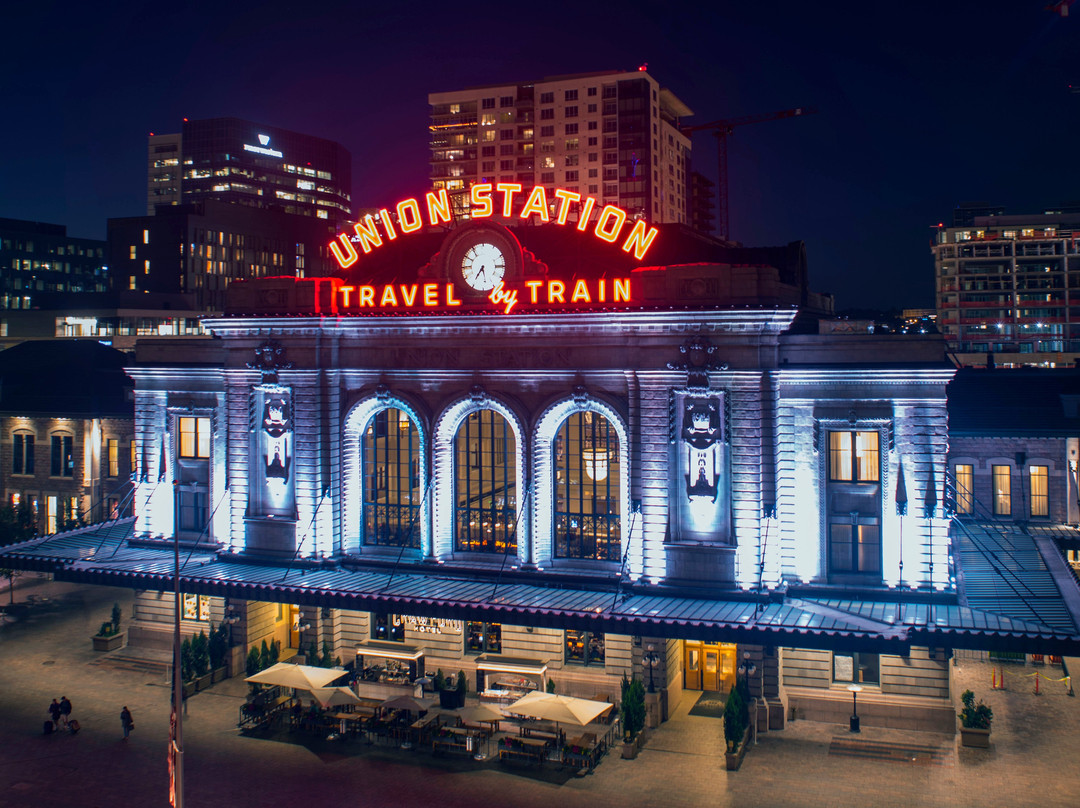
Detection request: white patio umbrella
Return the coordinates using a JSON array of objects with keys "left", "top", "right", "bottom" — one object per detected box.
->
[
  {"left": 245, "top": 662, "right": 346, "bottom": 691},
  {"left": 506, "top": 692, "right": 612, "bottom": 727},
  {"left": 308, "top": 686, "right": 362, "bottom": 709},
  {"left": 456, "top": 704, "right": 505, "bottom": 725}
]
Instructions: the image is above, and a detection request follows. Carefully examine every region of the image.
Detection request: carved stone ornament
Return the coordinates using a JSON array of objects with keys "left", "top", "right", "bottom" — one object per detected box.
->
[
  {"left": 247, "top": 340, "right": 293, "bottom": 382},
  {"left": 666, "top": 335, "right": 728, "bottom": 390},
  {"left": 469, "top": 384, "right": 486, "bottom": 403}
]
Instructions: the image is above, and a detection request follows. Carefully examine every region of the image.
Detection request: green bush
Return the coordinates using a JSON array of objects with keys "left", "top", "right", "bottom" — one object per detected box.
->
[
  {"left": 246, "top": 646, "right": 261, "bottom": 678},
  {"left": 180, "top": 638, "right": 194, "bottom": 683},
  {"left": 546, "top": 678, "right": 556, "bottom": 694},
  {"left": 269, "top": 639, "right": 280, "bottom": 665},
  {"left": 724, "top": 686, "right": 748, "bottom": 750},
  {"left": 99, "top": 620, "right": 114, "bottom": 637},
  {"left": 192, "top": 630, "right": 210, "bottom": 677},
  {"left": 208, "top": 624, "right": 228, "bottom": 670},
  {"left": 321, "top": 641, "right": 333, "bottom": 668},
  {"left": 620, "top": 674, "right": 646, "bottom": 740},
  {"left": 456, "top": 670, "right": 468, "bottom": 697},
  {"left": 434, "top": 669, "right": 446, "bottom": 691},
  {"left": 959, "top": 690, "right": 993, "bottom": 729},
  {"left": 259, "top": 640, "right": 271, "bottom": 671},
  {"left": 111, "top": 602, "right": 122, "bottom": 633}
]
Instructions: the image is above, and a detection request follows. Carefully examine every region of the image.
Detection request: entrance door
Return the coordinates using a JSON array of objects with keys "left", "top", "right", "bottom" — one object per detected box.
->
[
  {"left": 684, "top": 643, "right": 702, "bottom": 690},
  {"left": 683, "top": 641, "right": 738, "bottom": 692}
]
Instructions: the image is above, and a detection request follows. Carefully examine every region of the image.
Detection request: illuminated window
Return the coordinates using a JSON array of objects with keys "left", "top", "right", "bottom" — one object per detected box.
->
[
  {"left": 554, "top": 411, "right": 620, "bottom": 562},
  {"left": 454, "top": 410, "right": 517, "bottom": 554},
  {"left": 12, "top": 432, "right": 34, "bottom": 475},
  {"left": 178, "top": 416, "right": 210, "bottom": 459},
  {"left": 107, "top": 439, "right": 119, "bottom": 477},
  {"left": 142, "top": 229, "right": 149, "bottom": 244},
  {"left": 372, "top": 613, "right": 404, "bottom": 642},
  {"left": 828, "top": 431, "right": 879, "bottom": 482},
  {"left": 45, "top": 495, "right": 57, "bottom": 534},
  {"left": 362, "top": 408, "right": 420, "bottom": 548},
  {"left": 130, "top": 441, "right": 137, "bottom": 476},
  {"left": 992, "top": 465, "right": 1011, "bottom": 515},
  {"left": 182, "top": 594, "right": 210, "bottom": 621},
  {"left": 954, "top": 464, "right": 973, "bottom": 514},
  {"left": 129, "top": 245, "right": 136, "bottom": 259},
  {"left": 1030, "top": 465, "right": 1048, "bottom": 517},
  {"left": 565, "top": 629, "right": 605, "bottom": 665},
  {"left": 465, "top": 621, "right": 501, "bottom": 654},
  {"left": 827, "top": 430, "right": 881, "bottom": 576},
  {"left": 833, "top": 652, "right": 879, "bottom": 685},
  {"left": 50, "top": 435, "right": 74, "bottom": 477}
]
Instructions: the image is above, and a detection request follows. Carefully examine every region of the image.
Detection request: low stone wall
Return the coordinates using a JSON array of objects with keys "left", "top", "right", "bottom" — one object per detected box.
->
[{"left": 785, "top": 685, "right": 955, "bottom": 734}]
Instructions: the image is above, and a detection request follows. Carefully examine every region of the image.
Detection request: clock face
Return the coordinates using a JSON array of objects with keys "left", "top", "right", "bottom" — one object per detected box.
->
[{"left": 461, "top": 242, "right": 506, "bottom": 292}]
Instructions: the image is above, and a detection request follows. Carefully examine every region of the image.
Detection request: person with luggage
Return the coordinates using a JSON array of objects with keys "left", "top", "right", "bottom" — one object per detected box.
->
[
  {"left": 121, "top": 706, "right": 133, "bottom": 740},
  {"left": 59, "top": 696, "right": 72, "bottom": 728},
  {"left": 48, "top": 699, "right": 61, "bottom": 730}
]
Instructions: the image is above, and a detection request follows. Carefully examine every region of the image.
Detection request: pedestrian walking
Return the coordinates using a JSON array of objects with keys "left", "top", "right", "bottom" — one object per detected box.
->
[
  {"left": 59, "top": 696, "right": 72, "bottom": 727},
  {"left": 48, "top": 698, "right": 61, "bottom": 729},
  {"left": 120, "top": 706, "right": 133, "bottom": 740}
]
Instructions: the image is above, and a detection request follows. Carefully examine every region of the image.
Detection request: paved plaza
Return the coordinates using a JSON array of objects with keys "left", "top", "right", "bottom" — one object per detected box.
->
[{"left": 2, "top": 576, "right": 1079, "bottom": 808}]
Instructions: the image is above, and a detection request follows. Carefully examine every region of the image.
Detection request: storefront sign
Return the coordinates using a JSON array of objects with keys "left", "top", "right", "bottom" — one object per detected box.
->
[
  {"left": 330, "top": 185, "right": 659, "bottom": 269},
  {"left": 403, "top": 616, "right": 462, "bottom": 636}
]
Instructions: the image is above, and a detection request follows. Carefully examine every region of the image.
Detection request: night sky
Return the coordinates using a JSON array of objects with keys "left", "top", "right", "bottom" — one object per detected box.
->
[{"left": 2, "top": 1, "right": 1078, "bottom": 309}]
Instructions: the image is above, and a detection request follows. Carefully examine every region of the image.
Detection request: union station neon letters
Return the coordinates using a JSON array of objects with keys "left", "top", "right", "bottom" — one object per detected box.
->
[{"left": 329, "top": 185, "right": 659, "bottom": 269}]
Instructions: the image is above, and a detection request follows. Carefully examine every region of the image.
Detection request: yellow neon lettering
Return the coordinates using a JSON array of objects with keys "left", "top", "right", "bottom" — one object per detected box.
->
[
  {"left": 352, "top": 216, "right": 383, "bottom": 253},
  {"left": 519, "top": 186, "right": 549, "bottom": 222},
  {"left": 339, "top": 285, "right": 355, "bottom": 306},
  {"left": 594, "top": 205, "right": 626, "bottom": 243},
  {"left": 621, "top": 220, "right": 658, "bottom": 260},
  {"left": 496, "top": 183, "right": 522, "bottom": 217},
  {"left": 423, "top": 283, "right": 438, "bottom": 306},
  {"left": 379, "top": 209, "right": 398, "bottom": 240},
  {"left": 445, "top": 283, "right": 461, "bottom": 306},
  {"left": 400, "top": 285, "right": 418, "bottom": 306},
  {"left": 359, "top": 286, "right": 375, "bottom": 307},
  {"left": 553, "top": 189, "right": 580, "bottom": 225},
  {"left": 571, "top": 280, "right": 591, "bottom": 303},
  {"left": 425, "top": 190, "right": 452, "bottom": 226},
  {"left": 525, "top": 280, "right": 543, "bottom": 303},
  {"left": 548, "top": 280, "right": 565, "bottom": 303},
  {"left": 380, "top": 285, "right": 398, "bottom": 307},
  {"left": 576, "top": 197, "right": 596, "bottom": 231},
  {"left": 329, "top": 235, "right": 358, "bottom": 268},
  {"left": 489, "top": 281, "right": 518, "bottom": 314},
  {"left": 397, "top": 199, "right": 422, "bottom": 233},
  {"left": 614, "top": 279, "right": 631, "bottom": 302},
  {"left": 598, "top": 280, "right": 606, "bottom": 302},
  {"left": 470, "top": 184, "right": 493, "bottom": 218}
]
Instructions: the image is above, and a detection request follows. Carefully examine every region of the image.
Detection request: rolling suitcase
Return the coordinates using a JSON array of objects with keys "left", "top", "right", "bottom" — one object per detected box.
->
[
  {"left": 43, "top": 720, "right": 54, "bottom": 735},
  {"left": 67, "top": 719, "right": 81, "bottom": 735}
]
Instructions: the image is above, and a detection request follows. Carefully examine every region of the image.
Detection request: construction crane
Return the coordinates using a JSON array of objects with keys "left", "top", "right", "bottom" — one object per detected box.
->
[{"left": 681, "top": 106, "right": 816, "bottom": 241}]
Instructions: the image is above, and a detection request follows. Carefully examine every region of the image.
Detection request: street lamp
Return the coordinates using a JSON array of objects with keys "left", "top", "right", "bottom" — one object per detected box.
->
[
  {"left": 848, "top": 684, "right": 863, "bottom": 733},
  {"left": 643, "top": 644, "right": 661, "bottom": 693},
  {"left": 737, "top": 652, "right": 759, "bottom": 745}
]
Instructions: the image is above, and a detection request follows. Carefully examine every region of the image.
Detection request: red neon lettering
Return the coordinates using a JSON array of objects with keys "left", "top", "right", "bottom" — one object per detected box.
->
[
  {"left": 496, "top": 183, "right": 522, "bottom": 217},
  {"left": 621, "top": 220, "right": 658, "bottom": 260},
  {"left": 519, "top": 186, "right": 549, "bottom": 222},
  {"left": 614, "top": 279, "right": 631, "bottom": 302},
  {"left": 526, "top": 280, "right": 543, "bottom": 303},
  {"left": 397, "top": 199, "right": 422, "bottom": 233},
  {"left": 548, "top": 280, "right": 565, "bottom": 303},
  {"left": 358, "top": 286, "right": 375, "bottom": 307},
  {"left": 445, "top": 283, "right": 461, "bottom": 307},
  {"left": 400, "top": 285, "right": 418, "bottom": 306},
  {"left": 553, "top": 189, "right": 580, "bottom": 225},
  {"left": 379, "top": 209, "right": 398, "bottom": 240},
  {"left": 594, "top": 205, "right": 626, "bottom": 244},
  {"left": 380, "top": 285, "right": 399, "bottom": 306},
  {"left": 339, "top": 285, "right": 355, "bottom": 306},
  {"left": 329, "top": 235, "right": 358, "bottom": 269},
  {"left": 576, "top": 197, "right": 596, "bottom": 231},
  {"left": 571, "top": 280, "right": 591, "bottom": 303},
  {"left": 489, "top": 281, "right": 518, "bottom": 314},
  {"left": 353, "top": 216, "right": 383, "bottom": 253},
  {"left": 426, "top": 190, "right": 452, "bottom": 226},
  {"left": 422, "top": 283, "right": 438, "bottom": 306},
  {"left": 470, "top": 184, "right": 493, "bottom": 218}
]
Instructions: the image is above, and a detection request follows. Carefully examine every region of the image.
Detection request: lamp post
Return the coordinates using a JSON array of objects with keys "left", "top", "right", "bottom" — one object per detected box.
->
[
  {"left": 643, "top": 644, "right": 661, "bottom": 693},
  {"left": 737, "top": 652, "right": 758, "bottom": 745},
  {"left": 848, "top": 684, "right": 863, "bottom": 733}
]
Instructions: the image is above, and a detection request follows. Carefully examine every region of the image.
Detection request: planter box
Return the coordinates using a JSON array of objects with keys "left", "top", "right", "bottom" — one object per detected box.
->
[
  {"left": 621, "top": 731, "right": 646, "bottom": 759},
  {"left": 725, "top": 724, "right": 753, "bottom": 771},
  {"left": 92, "top": 632, "right": 125, "bottom": 652},
  {"left": 196, "top": 673, "right": 214, "bottom": 691},
  {"left": 182, "top": 681, "right": 197, "bottom": 699},
  {"left": 439, "top": 689, "right": 465, "bottom": 709},
  {"left": 960, "top": 726, "right": 991, "bottom": 748},
  {"left": 211, "top": 666, "right": 229, "bottom": 684}
]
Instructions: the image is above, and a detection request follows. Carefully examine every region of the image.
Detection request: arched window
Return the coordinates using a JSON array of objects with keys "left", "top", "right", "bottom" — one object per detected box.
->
[
  {"left": 362, "top": 407, "right": 421, "bottom": 547},
  {"left": 454, "top": 409, "right": 516, "bottom": 553},
  {"left": 554, "top": 411, "right": 620, "bottom": 561}
]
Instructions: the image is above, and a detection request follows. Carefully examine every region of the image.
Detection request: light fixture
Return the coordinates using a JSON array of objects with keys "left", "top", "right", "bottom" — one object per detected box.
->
[
  {"left": 848, "top": 684, "right": 863, "bottom": 733},
  {"left": 581, "top": 448, "right": 608, "bottom": 482}
]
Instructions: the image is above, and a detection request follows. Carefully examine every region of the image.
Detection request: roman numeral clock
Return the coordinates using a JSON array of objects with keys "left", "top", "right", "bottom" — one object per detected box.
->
[{"left": 440, "top": 221, "right": 525, "bottom": 296}]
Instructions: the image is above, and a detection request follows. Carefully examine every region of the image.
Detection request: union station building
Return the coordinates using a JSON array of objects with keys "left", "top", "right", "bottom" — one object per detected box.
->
[{"left": 6, "top": 190, "right": 1080, "bottom": 735}]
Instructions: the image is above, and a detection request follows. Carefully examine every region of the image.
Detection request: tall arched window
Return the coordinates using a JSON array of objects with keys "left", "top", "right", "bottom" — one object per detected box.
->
[
  {"left": 362, "top": 408, "right": 421, "bottom": 547},
  {"left": 455, "top": 409, "right": 516, "bottom": 553},
  {"left": 554, "top": 411, "right": 621, "bottom": 561}
]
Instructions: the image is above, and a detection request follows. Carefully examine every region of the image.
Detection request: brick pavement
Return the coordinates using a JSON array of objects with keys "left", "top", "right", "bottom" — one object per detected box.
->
[{"left": 2, "top": 577, "right": 1079, "bottom": 808}]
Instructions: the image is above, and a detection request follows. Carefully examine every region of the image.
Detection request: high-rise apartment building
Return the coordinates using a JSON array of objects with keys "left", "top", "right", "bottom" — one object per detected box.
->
[
  {"left": 429, "top": 70, "right": 693, "bottom": 224},
  {"left": 933, "top": 209, "right": 1080, "bottom": 366},
  {"left": 0, "top": 218, "right": 108, "bottom": 310},
  {"left": 147, "top": 118, "right": 353, "bottom": 228}
]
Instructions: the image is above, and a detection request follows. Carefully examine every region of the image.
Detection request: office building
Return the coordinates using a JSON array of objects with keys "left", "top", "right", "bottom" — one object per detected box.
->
[
  {"left": 0, "top": 218, "right": 108, "bottom": 311},
  {"left": 429, "top": 70, "right": 692, "bottom": 224},
  {"left": 148, "top": 117, "right": 352, "bottom": 228},
  {"left": 933, "top": 210, "right": 1080, "bottom": 367}
]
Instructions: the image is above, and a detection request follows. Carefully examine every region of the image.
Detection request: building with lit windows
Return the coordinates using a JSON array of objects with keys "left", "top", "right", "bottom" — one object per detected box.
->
[
  {"left": 0, "top": 218, "right": 108, "bottom": 311},
  {"left": 932, "top": 210, "right": 1080, "bottom": 367},
  {"left": 430, "top": 70, "right": 693, "bottom": 224},
  {"left": 6, "top": 201, "right": 1080, "bottom": 739},
  {"left": 147, "top": 118, "right": 352, "bottom": 228}
]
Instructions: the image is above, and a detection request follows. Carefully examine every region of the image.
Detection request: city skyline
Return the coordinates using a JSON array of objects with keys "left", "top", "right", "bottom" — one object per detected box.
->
[{"left": 2, "top": 1, "right": 1078, "bottom": 308}]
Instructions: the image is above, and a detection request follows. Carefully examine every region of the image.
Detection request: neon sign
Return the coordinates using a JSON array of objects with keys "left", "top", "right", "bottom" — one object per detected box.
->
[{"left": 330, "top": 185, "right": 659, "bottom": 269}]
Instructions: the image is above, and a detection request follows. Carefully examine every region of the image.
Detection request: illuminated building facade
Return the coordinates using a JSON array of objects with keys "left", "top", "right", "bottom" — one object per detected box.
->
[
  {"left": 430, "top": 70, "right": 693, "bottom": 225},
  {"left": 6, "top": 203, "right": 1079, "bottom": 735},
  {"left": 148, "top": 118, "right": 352, "bottom": 228},
  {"left": 0, "top": 218, "right": 108, "bottom": 310}
]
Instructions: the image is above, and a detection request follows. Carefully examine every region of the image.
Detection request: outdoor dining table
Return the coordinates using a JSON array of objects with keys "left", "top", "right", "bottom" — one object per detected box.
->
[
  {"left": 499, "top": 736, "right": 551, "bottom": 766},
  {"left": 431, "top": 725, "right": 480, "bottom": 755},
  {"left": 331, "top": 711, "right": 368, "bottom": 738}
]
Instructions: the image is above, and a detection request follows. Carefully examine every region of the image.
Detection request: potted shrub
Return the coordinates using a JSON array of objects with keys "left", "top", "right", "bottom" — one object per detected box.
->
[
  {"left": 620, "top": 674, "right": 647, "bottom": 758},
  {"left": 724, "top": 685, "right": 751, "bottom": 770},
  {"left": 958, "top": 689, "right": 993, "bottom": 748},
  {"left": 193, "top": 630, "right": 213, "bottom": 690},
  {"left": 246, "top": 646, "right": 262, "bottom": 678},
  {"left": 181, "top": 638, "right": 197, "bottom": 698},
  {"left": 209, "top": 624, "right": 229, "bottom": 683},
  {"left": 91, "top": 602, "right": 126, "bottom": 651}
]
